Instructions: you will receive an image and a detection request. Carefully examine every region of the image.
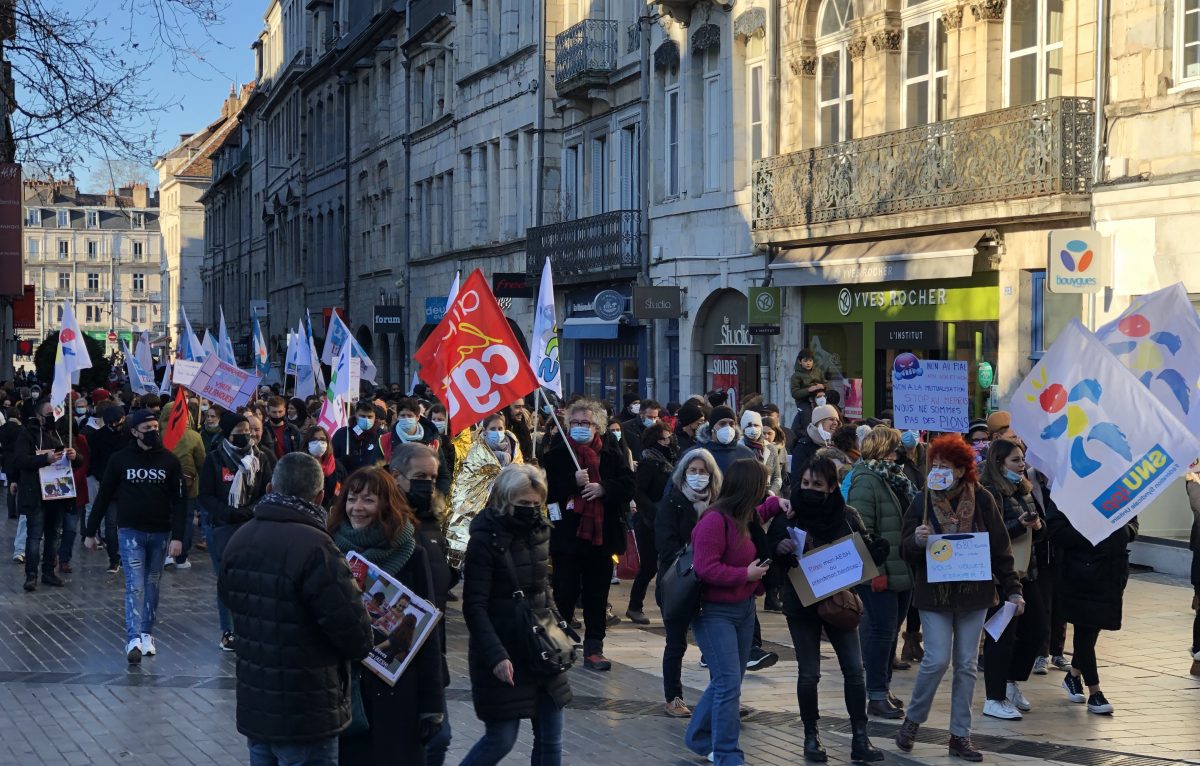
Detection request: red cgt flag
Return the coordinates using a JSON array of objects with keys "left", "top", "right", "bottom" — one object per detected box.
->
[
  {"left": 163, "top": 384, "right": 189, "bottom": 451},
  {"left": 415, "top": 269, "right": 540, "bottom": 435}
]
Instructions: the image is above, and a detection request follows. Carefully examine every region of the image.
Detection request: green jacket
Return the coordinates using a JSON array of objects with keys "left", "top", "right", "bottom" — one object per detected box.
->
[
  {"left": 789, "top": 364, "right": 826, "bottom": 404},
  {"left": 171, "top": 427, "right": 207, "bottom": 500},
  {"left": 847, "top": 463, "right": 912, "bottom": 592}
]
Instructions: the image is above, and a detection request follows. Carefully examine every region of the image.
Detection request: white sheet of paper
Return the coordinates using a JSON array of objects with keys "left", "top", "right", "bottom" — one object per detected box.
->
[
  {"left": 788, "top": 527, "right": 808, "bottom": 563},
  {"left": 799, "top": 536, "right": 864, "bottom": 600},
  {"left": 984, "top": 600, "right": 1018, "bottom": 641}
]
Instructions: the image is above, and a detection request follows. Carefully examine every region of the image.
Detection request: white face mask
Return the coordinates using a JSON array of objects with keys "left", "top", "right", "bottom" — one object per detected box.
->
[
  {"left": 629, "top": 402, "right": 641, "bottom": 415},
  {"left": 744, "top": 425, "right": 761, "bottom": 439},
  {"left": 815, "top": 396, "right": 827, "bottom": 407},
  {"left": 817, "top": 425, "right": 833, "bottom": 442},
  {"left": 308, "top": 440, "right": 327, "bottom": 456},
  {"left": 927, "top": 467, "right": 956, "bottom": 491},
  {"left": 686, "top": 473, "right": 710, "bottom": 491},
  {"left": 716, "top": 425, "right": 735, "bottom": 444}
]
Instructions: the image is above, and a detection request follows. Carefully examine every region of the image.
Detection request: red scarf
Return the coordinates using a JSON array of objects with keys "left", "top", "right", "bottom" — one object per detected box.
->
[
  {"left": 319, "top": 449, "right": 336, "bottom": 477},
  {"left": 573, "top": 435, "right": 605, "bottom": 546}
]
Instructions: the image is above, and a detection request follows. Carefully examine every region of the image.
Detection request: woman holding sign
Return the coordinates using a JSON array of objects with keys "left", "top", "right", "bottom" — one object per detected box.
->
[
  {"left": 770, "top": 456, "right": 888, "bottom": 764},
  {"left": 896, "top": 435, "right": 1022, "bottom": 763}
]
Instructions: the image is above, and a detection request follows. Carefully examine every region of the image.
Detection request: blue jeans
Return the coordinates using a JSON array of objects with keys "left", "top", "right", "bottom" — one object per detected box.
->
[
  {"left": 59, "top": 509, "right": 79, "bottom": 563},
  {"left": 686, "top": 598, "right": 755, "bottom": 766},
  {"left": 857, "top": 586, "right": 911, "bottom": 700},
  {"left": 13, "top": 515, "right": 26, "bottom": 556},
  {"left": 208, "top": 522, "right": 241, "bottom": 633},
  {"left": 118, "top": 528, "right": 170, "bottom": 643},
  {"left": 459, "top": 688, "right": 564, "bottom": 766},
  {"left": 247, "top": 737, "right": 337, "bottom": 766},
  {"left": 425, "top": 696, "right": 452, "bottom": 766}
]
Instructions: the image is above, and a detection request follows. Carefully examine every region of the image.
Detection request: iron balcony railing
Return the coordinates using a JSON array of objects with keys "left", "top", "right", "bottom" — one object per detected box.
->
[
  {"left": 555, "top": 19, "right": 618, "bottom": 93},
  {"left": 752, "top": 96, "right": 1095, "bottom": 232},
  {"left": 526, "top": 209, "right": 641, "bottom": 281}
]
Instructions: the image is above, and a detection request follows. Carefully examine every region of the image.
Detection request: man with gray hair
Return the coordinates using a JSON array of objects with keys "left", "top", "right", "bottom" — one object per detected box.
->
[{"left": 218, "top": 452, "right": 374, "bottom": 766}]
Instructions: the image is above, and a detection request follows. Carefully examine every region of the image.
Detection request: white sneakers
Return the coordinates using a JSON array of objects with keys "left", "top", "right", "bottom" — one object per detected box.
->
[
  {"left": 983, "top": 698, "right": 1023, "bottom": 720},
  {"left": 126, "top": 638, "right": 142, "bottom": 664},
  {"left": 141, "top": 634, "right": 157, "bottom": 656},
  {"left": 1007, "top": 682, "right": 1032, "bottom": 712}
]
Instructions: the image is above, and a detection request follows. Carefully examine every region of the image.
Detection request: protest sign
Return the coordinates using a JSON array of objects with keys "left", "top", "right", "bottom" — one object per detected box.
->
[
  {"left": 787, "top": 533, "right": 879, "bottom": 607},
  {"left": 185, "top": 354, "right": 260, "bottom": 411},
  {"left": 39, "top": 454, "right": 76, "bottom": 501},
  {"left": 347, "top": 552, "right": 442, "bottom": 686},
  {"left": 891, "top": 355, "right": 969, "bottom": 432},
  {"left": 172, "top": 359, "right": 203, "bottom": 387},
  {"left": 926, "top": 533, "right": 992, "bottom": 583}
]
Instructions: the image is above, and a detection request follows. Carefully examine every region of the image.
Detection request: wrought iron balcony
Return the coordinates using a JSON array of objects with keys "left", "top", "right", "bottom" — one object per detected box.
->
[
  {"left": 752, "top": 97, "right": 1095, "bottom": 234},
  {"left": 526, "top": 209, "right": 641, "bottom": 284},
  {"left": 555, "top": 19, "right": 618, "bottom": 98}
]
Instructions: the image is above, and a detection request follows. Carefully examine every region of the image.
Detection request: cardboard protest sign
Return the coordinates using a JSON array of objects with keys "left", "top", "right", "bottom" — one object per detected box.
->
[
  {"left": 787, "top": 533, "right": 879, "bottom": 607},
  {"left": 184, "top": 354, "right": 260, "bottom": 411}
]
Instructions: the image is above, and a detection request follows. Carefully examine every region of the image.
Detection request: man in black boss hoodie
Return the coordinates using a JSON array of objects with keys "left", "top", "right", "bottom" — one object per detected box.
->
[{"left": 84, "top": 408, "right": 186, "bottom": 664}]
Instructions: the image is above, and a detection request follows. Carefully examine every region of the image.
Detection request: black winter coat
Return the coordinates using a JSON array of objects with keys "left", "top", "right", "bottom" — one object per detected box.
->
[
  {"left": 261, "top": 420, "right": 304, "bottom": 458},
  {"left": 981, "top": 479, "right": 1047, "bottom": 581},
  {"left": 1047, "top": 504, "right": 1137, "bottom": 631},
  {"left": 544, "top": 436, "right": 635, "bottom": 557},
  {"left": 462, "top": 508, "right": 572, "bottom": 722},
  {"left": 655, "top": 484, "right": 701, "bottom": 571},
  {"left": 634, "top": 446, "right": 673, "bottom": 529},
  {"left": 197, "top": 444, "right": 275, "bottom": 527},
  {"left": 11, "top": 421, "right": 80, "bottom": 516},
  {"left": 217, "top": 495, "right": 375, "bottom": 743}
]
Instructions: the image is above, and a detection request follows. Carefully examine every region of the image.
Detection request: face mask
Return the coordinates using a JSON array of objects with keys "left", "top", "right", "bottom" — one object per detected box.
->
[
  {"left": 570, "top": 426, "right": 593, "bottom": 443},
  {"left": 200, "top": 404, "right": 210, "bottom": 413},
  {"left": 629, "top": 403, "right": 640, "bottom": 415},
  {"left": 797, "top": 488, "right": 831, "bottom": 507},
  {"left": 927, "top": 467, "right": 956, "bottom": 491},
  {"left": 686, "top": 473, "right": 710, "bottom": 491},
  {"left": 542, "top": 404, "right": 553, "bottom": 415},
  {"left": 486, "top": 430, "right": 505, "bottom": 447},
  {"left": 815, "top": 396, "right": 827, "bottom": 407},
  {"left": 716, "top": 425, "right": 735, "bottom": 444},
  {"left": 397, "top": 416, "right": 417, "bottom": 432},
  {"left": 511, "top": 504, "right": 539, "bottom": 526},
  {"left": 744, "top": 425, "right": 761, "bottom": 439},
  {"left": 357, "top": 417, "right": 374, "bottom": 432},
  {"left": 612, "top": 430, "right": 623, "bottom": 442},
  {"left": 268, "top": 416, "right": 283, "bottom": 426},
  {"left": 230, "top": 433, "right": 251, "bottom": 450},
  {"left": 817, "top": 426, "right": 832, "bottom": 442},
  {"left": 406, "top": 478, "right": 434, "bottom": 509},
  {"left": 1005, "top": 468, "right": 1023, "bottom": 484},
  {"left": 74, "top": 407, "right": 87, "bottom": 416},
  {"left": 138, "top": 430, "right": 162, "bottom": 449},
  {"left": 433, "top": 419, "right": 447, "bottom": 434},
  {"left": 308, "top": 440, "right": 327, "bottom": 456}
]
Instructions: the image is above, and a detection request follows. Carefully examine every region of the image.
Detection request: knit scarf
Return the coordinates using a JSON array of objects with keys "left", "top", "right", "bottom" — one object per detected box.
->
[
  {"left": 860, "top": 459, "right": 917, "bottom": 507},
  {"left": 572, "top": 434, "right": 605, "bottom": 546},
  {"left": 318, "top": 448, "right": 336, "bottom": 477},
  {"left": 928, "top": 482, "right": 976, "bottom": 534},
  {"left": 489, "top": 434, "right": 514, "bottom": 467},
  {"left": 394, "top": 421, "right": 425, "bottom": 444},
  {"left": 681, "top": 483, "right": 711, "bottom": 515},
  {"left": 220, "top": 440, "right": 261, "bottom": 509},
  {"left": 742, "top": 436, "right": 765, "bottom": 462},
  {"left": 333, "top": 519, "right": 417, "bottom": 578},
  {"left": 258, "top": 491, "right": 328, "bottom": 527}
]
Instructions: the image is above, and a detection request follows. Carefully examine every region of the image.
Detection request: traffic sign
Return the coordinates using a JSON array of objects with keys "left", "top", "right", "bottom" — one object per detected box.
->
[{"left": 107, "top": 330, "right": 117, "bottom": 343}]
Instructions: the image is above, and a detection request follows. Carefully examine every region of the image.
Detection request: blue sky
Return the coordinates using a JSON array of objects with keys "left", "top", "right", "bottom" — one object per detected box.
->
[{"left": 50, "top": 1, "right": 267, "bottom": 189}]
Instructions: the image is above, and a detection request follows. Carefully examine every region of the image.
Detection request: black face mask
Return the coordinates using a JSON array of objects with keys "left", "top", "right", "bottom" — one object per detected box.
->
[
  {"left": 511, "top": 504, "right": 540, "bottom": 527},
  {"left": 406, "top": 479, "right": 434, "bottom": 511},
  {"left": 796, "top": 488, "right": 833, "bottom": 509},
  {"left": 139, "top": 430, "right": 162, "bottom": 450},
  {"left": 229, "top": 433, "right": 251, "bottom": 450},
  {"left": 269, "top": 416, "right": 285, "bottom": 426}
]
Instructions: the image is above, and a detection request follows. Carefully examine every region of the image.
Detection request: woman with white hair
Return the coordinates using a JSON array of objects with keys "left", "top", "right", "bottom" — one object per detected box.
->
[{"left": 460, "top": 464, "right": 571, "bottom": 765}]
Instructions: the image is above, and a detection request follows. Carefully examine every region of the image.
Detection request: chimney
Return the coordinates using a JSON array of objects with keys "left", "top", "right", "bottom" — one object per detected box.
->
[
  {"left": 132, "top": 182, "right": 148, "bottom": 209},
  {"left": 105, "top": 188, "right": 117, "bottom": 207}
]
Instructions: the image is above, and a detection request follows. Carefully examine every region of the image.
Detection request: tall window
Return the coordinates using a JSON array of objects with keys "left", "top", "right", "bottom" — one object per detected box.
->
[
  {"left": 86, "top": 210, "right": 99, "bottom": 229},
  {"left": 702, "top": 47, "right": 722, "bottom": 192},
  {"left": 665, "top": 68, "right": 680, "bottom": 197},
  {"left": 132, "top": 212, "right": 145, "bottom": 229},
  {"left": 1177, "top": 0, "right": 1200, "bottom": 85},
  {"left": 87, "top": 272, "right": 99, "bottom": 290},
  {"left": 563, "top": 145, "right": 581, "bottom": 220},
  {"left": 26, "top": 239, "right": 39, "bottom": 258},
  {"left": 746, "top": 35, "right": 766, "bottom": 164},
  {"left": 618, "top": 124, "right": 638, "bottom": 210},
  {"left": 591, "top": 136, "right": 608, "bottom": 215},
  {"left": 56, "top": 209, "right": 69, "bottom": 227},
  {"left": 133, "top": 241, "right": 143, "bottom": 260},
  {"left": 24, "top": 208, "right": 39, "bottom": 226},
  {"left": 817, "top": 0, "right": 855, "bottom": 144},
  {"left": 1006, "top": 0, "right": 1063, "bottom": 105},
  {"left": 132, "top": 273, "right": 145, "bottom": 291},
  {"left": 903, "top": 11, "right": 948, "bottom": 126},
  {"left": 58, "top": 272, "right": 70, "bottom": 290},
  {"left": 57, "top": 240, "right": 69, "bottom": 259},
  {"left": 86, "top": 240, "right": 97, "bottom": 259}
]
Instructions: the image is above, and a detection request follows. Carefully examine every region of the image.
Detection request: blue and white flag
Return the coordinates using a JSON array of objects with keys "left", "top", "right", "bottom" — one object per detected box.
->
[
  {"left": 180, "top": 308, "right": 204, "bottom": 362},
  {"left": 320, "top": 311, "right": 377, "bottom": 383},
  {"left": 252, "top": 314, "right": 270, "bottom": 376},
  {"left": 305, "top": 311, "right": 325, "bottom": 393},
  {"left": 201, "top": 329, "right": 218, "bottom": 360},
  {"left": 529, "top": 258, "right": 562, "bottom": 397},
  {"left": 1009, "top": 319, "right": 1200, "bottom": 545},
  {"left": 50, "top": 301, "right": 92, "bottom": 417},
  {"left": 1095, "top": 282, "right": 1200, "bottom": 435},
  {"left": 294, "top": 319, "right": 316, "bottom": 399},
  {"left": 217, "top": 307, "right": 237, "bottom": 367},
  {"left": 122, "top": 339, "right": 158, "bottom": 395}
]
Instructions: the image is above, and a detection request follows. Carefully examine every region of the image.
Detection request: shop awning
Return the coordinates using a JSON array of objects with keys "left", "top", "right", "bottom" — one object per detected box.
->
[
  {"left": 769, "top": 230, "right": 993, "bottom": 287},
  {"left": 562, "top": 317, "right": 620, "bottom": 340}
]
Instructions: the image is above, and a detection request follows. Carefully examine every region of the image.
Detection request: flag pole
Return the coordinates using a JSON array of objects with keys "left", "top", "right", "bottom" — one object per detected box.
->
[{"left": 542, "top": 394, "right": 582, "bottom": 472}]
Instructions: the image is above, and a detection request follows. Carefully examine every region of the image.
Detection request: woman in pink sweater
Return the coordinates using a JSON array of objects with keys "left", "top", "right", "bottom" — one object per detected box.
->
[{"left": 684, "top": 459, "right": 772, "bottom": 766}]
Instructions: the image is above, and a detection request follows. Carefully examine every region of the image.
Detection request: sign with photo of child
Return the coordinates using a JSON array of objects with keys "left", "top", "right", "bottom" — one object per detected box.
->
[{"left": 346, "top": 551, "right": 442, "bottom": 686}]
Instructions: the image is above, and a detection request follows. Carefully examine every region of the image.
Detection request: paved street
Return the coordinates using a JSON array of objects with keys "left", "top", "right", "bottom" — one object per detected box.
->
[{"left": 1, "top": 516, "right": 1197, "bottom": 766}]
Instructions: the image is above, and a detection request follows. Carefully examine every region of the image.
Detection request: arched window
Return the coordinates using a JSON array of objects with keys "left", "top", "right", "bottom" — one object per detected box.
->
[{"left": 816, "top": 0, "right": 854, "bottom": 144}]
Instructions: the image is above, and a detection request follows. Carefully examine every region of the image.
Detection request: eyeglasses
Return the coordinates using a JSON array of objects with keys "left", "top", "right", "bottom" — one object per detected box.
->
[{"left": 568, "top": 420, "right": 593, "bottom": 428}]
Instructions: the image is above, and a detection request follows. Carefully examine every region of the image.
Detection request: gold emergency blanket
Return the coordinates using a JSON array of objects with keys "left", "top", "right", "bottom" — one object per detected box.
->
[{"left": 445, "top": 431, "right": 524, "bottom": 568}]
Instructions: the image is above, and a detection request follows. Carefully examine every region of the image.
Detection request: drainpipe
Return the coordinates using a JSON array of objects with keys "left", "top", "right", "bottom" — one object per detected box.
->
[
  {"left": 767, "top": 0, "right": 780, "bottom": 156},
  {"left": 534, "top": 1, "right": 547, "bottom": 230},
  {"left": 402, "top": 15, "right": 413, "bottom": 386},
  {"left": 341, "top": 74, "right": 352, "bottom": 324},
  {"left": 639, "top": 11, "right": 654, "bottom": 399},
  {"left": 1089, "top": 0, "right": 1109, "bottom": 329}
]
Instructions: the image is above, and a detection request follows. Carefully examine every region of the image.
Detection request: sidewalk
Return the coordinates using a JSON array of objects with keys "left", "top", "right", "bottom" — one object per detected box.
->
[{"left": 0, "top": 515, "right": 1197, "bottom": 765}]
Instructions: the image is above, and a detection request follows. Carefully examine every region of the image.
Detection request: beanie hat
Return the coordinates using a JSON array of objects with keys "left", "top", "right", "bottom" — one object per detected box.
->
[
  {"left": 708, "top": 405, "right": 736, "bottom": 428},
  {"left": 740, "top": 410, "right": 762, "bottom": 430},
  {"left": 92, "top": 388, "right": 111, "bottom": 403},
  {"left": 856, "top": 424, "right": 873, "bottom": 446},
  {"left": 986, "top": 411, "right": 1012, "bottom": 435},
  {"left": 676, "top": 401, "right": 704, "bottom": 429},
  {"left": 126, "top": 409, "right": 157, "bottom": 431},
  {"left": 900, "top": 430, "right": 920, "bottom": 450},
  {"left": 623, "top": 392, "right": 640, "bottom": 408},
  {"left": 968, "top": 418, "right": 989, "bottom": 438},
  {"left": 101, "top": 404, "right": 124, "bottom": 426},
  {"left": 220, "top": 411, "right": 248, "bottom": 439},
  {"left": 810, "top": 404, "right": 840, "bottom": 426}
]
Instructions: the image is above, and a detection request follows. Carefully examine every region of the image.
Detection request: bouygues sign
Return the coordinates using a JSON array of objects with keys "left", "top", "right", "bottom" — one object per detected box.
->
[{"left": 1048, "top": 230, "right": 1107, "bottom": 294}]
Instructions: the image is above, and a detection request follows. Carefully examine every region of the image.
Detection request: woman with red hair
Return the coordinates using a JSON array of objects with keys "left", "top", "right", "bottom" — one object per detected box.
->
[{"left": 894, "top": 435, "right": 1023, "bottom": 762}]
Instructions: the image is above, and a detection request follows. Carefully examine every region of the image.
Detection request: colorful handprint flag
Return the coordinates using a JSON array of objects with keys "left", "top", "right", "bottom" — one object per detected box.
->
[
  {"left": 1095, "top": 282, "right": 1200, "bottom": 434},
  {"left": 1009, "top": 319, "right": 1200, "bottom": 545}
]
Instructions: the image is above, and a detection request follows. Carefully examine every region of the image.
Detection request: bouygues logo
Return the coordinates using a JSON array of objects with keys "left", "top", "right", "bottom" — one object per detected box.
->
[
  {"left": 1054, "top": 238, "right": 1098, "bottom": 289},
  {"left": 892, "top": 352, "right": 923, "bottom": 380}
]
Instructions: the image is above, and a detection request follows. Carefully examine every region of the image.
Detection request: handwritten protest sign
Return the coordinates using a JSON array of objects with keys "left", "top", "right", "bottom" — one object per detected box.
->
[
  {"left": 184, "top": 355, "right": 260, "bottom": 411},
  {"left": 926, "top": 532, "right": 992, "bottom": 583},
  {"left": 788, "top": 533, "right": 879, "bottom": 607},
  {"left": 891, "top": 355, "right": 969, "bottom": 432},
  {"left": 172, "top": 359, "right": 203, "bottom": 387}
]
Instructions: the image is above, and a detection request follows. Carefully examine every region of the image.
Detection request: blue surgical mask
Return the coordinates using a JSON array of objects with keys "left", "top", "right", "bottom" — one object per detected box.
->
[
  {"left": 570, "top": 426, "right": 593, "bottom": 443},
  {"left": 397, "top": 416, "right": 417, "bottom": 432},
  {"left": 486, "top": 430, "right": 505, "bottom": 447},
  {"left": 1004, "top": 468, "right": 1023, "bottom": 484},
  {"left": 542, "top": 404, "right": 553, "bottom": 415},
  {"left": 927, "top": 467, "right": 956, "bottom": 491},
  {"left": 356, "top": 417, "right": 373, "bottom": 431},
  {"left": 433, "top": 419, "right": 447, "bottom": 434},
  {"left": 642, "top": 417, "right": 654, "bottom": 429},
  {"left": 612, "top": 430, "right": 623, "bottom": 442}
]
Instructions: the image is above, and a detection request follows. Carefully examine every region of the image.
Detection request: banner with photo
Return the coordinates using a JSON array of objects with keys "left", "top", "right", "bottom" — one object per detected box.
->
[{"left": 346, "top": 551, "right": 442, "bottom": 687}]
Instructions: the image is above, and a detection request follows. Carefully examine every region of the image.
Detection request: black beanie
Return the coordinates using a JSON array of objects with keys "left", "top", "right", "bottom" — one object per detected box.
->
[
  {"left": 622, "top": 392, "right": 640, "bottom": 408},
  {"left": 708, "top": 405, "right": 736, "bottom": 428},
  {"left": 220, "top": 411, "right": 248, "bottom": 439},
  {"left": 676, "top": 401, "right": 704, "bottom": 429}
]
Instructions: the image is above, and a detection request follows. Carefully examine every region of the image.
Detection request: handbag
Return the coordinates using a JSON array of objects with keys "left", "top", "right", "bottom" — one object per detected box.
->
[
  {"left": 816, "top": 589, "right": 865, "bottom": 631},
  {"left": 345, "top": 669, "right": 370, "bottom": 735},
  {"left": 501, "top": 548, "right": 579, "bottom": 676},
  {"left": 659, "top": 544, "right": 702, "bottom": 622},
  {"left": 615, "top": 527, "right": 640, "bottom": 580}
]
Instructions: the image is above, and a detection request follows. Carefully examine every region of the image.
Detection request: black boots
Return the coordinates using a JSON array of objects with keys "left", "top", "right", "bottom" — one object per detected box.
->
[
  {"left": 803, "top": 720, "right": 827, "bottom": 762},
  {"left": 850, "top": 721, "right": 884, "bottom": 763}
]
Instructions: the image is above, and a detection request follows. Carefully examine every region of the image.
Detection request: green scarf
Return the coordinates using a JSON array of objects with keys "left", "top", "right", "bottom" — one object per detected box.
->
[{"left": 333, "top": 520, "right": 417, "bottom": 578}]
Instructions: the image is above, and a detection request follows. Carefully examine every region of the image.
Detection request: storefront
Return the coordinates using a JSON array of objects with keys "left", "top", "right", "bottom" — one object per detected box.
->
[
  {"left": 695, "top": 289, "right": 761, "bottom": 412},
  {"left": 561, "top": 285, "right": 647, "bottom": 407},
  {"left": 800, "top": 272, "right": 999, "bottom": 421}
]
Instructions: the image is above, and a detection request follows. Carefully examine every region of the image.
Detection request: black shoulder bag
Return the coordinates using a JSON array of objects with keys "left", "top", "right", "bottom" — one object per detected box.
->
[{"left": 501, "top": 547, "right": 580, "bottom": 676}]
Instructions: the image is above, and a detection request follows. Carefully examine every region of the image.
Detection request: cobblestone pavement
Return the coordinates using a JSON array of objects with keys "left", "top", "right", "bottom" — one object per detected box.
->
[{"left": 1, "top": 516, "right": 1197, "bottom": 765}]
